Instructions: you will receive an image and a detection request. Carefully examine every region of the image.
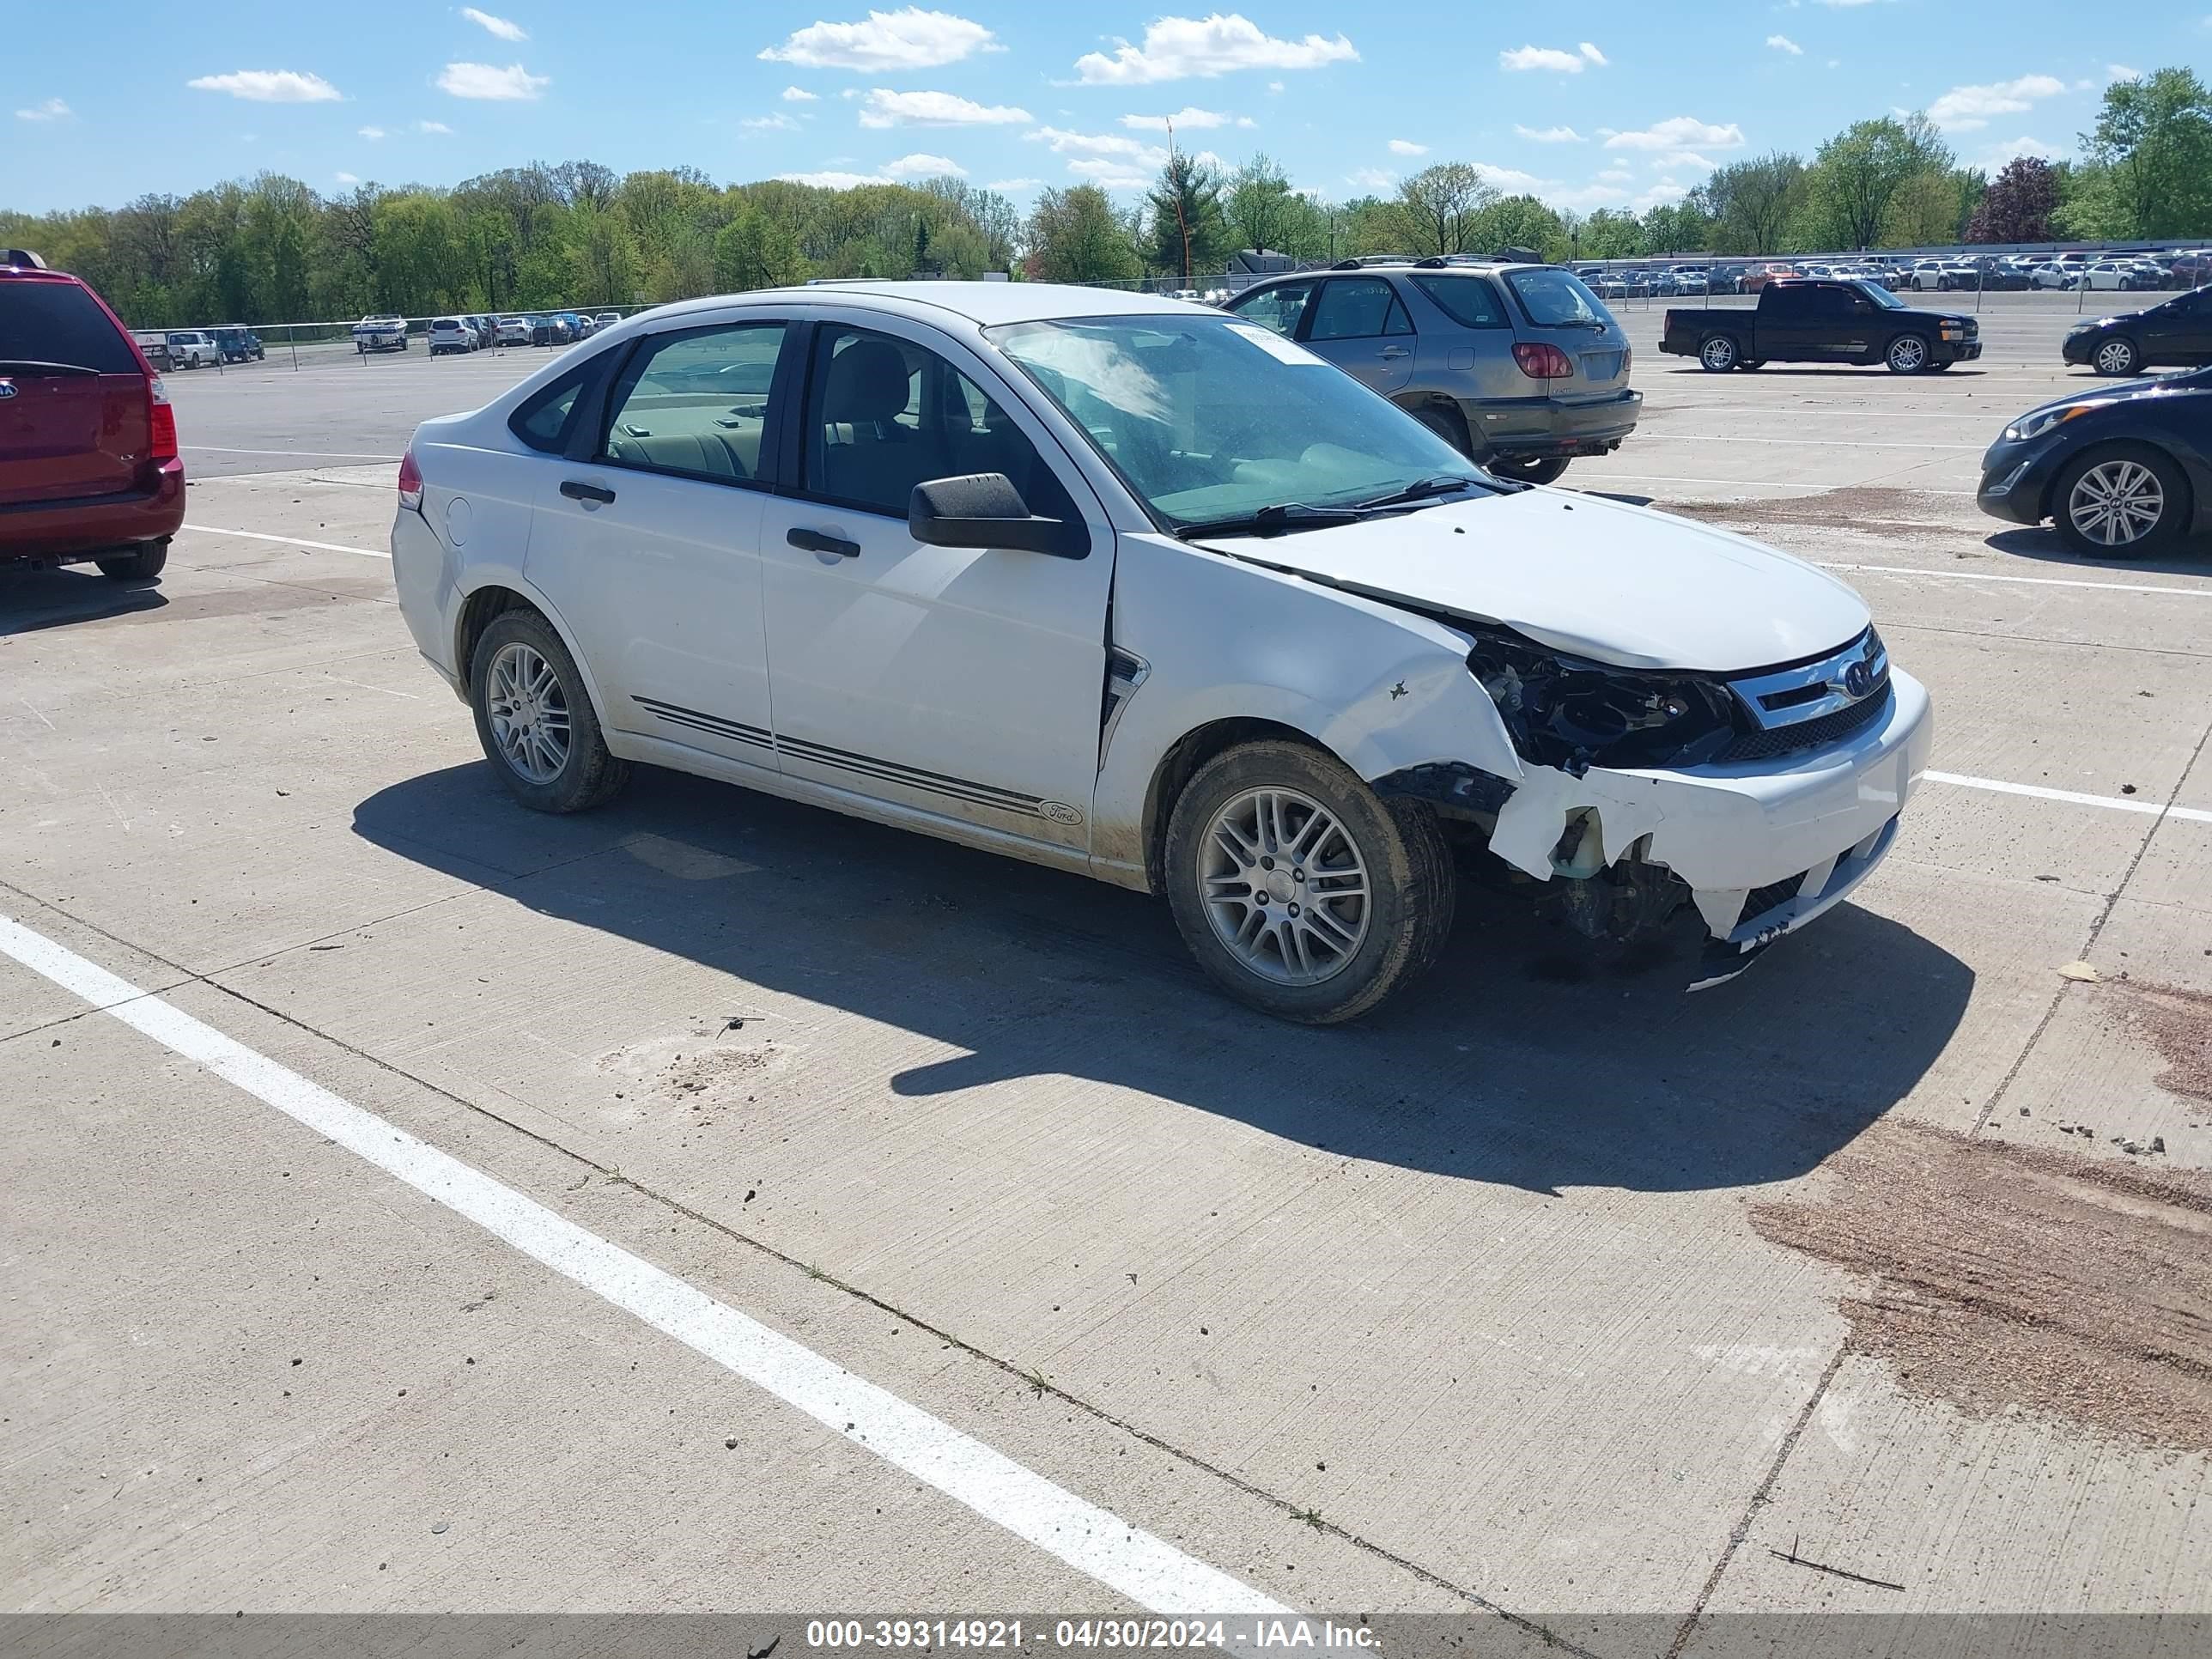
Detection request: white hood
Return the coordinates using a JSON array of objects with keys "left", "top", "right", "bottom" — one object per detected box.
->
[{"left": 1196, "top": 488, "right": 1871, "bottom": 673}]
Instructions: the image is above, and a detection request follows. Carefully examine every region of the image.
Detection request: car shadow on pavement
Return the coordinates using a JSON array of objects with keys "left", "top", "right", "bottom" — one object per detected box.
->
[
  {"left": 355, "top": 762, "right": 1972, "bottom": 1198},
  {"left": 0, "top": 564, "right": 169, "bottom": 635},
  {"left": 1984, "top": 526, "right": 2212, "bottom": 574}
]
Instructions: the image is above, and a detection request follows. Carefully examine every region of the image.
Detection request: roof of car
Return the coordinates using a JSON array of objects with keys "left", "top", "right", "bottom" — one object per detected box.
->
[{"left": 642, "top": 280, "right": 1201, "bottom": 329}]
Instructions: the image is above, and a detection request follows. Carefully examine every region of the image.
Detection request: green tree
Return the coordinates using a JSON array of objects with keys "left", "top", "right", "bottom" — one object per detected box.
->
[
  {"left": 1966, "top": 155, "right": 2061, "bottom": 242},
  {"left": 1394, "top": 162, "right": 1492, "bottom": 254},
  {"left": 1468, "top": 195, "right": 1568, "bottom": 261},
  {"left": 1802, "top": 115, "right": 1953, "bottom": 250},
  {"left": 1024, "top": 185, "right": 1140, "bottom": 283},
  {"left": 1695, "top": 153, "right": 1805, "bottom": 254},
  {"left": 1145, "top": 149, "right": 1228, "bottom": 280},
  {"left": 1224, "top": 153, "right": 1296, "bottom": 254},
  {"left": 2060, "top": 68, "right": 2212, "bottom": 238}
]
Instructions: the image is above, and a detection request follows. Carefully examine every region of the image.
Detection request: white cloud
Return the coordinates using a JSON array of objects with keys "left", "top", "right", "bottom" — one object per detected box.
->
[
  {"left": 418, "top": 118, "right": 453, "bottom": 133},
  {"left": 1638, "top": 180, "right": 1689, "bottom": 210},
  {"left": 1548, "top": 181, "right": 1632, "bottom": 210},
  {"left": 1603, "top": 116, "right": 1745, "bottom": 151},
  {"left": 1972, "top": 133, "right": 2063, "bottom": 169},
  {"left": 1121, "top": 106, "right": 1231, "bottom": 130},
  {"left": 1814, "top": 0, "right": 1884, "bottom": 6},
  {"left": 1066, "top": 158, "right": 1153, "bottom": 187},
  {"left": 2106, "top": 64, "right": 2142, "bottom": 81},
  {"left": 1346, "top": 166, "right": 1396, "bottom": 191},
  {"left": 1827, "top": 58, "right": 1842, "bottom": 69},
  {"left": 1266, "top": 80, "right": 1284, "bottom": 93},
  {"left": 1515, "top": 124, "right": 1583, "bottom": 143},
  {"left": 1656, "top": 150, "right": 1713, "bottom": 170},
  {"left": 334, "top": 171, "right": 360, "bottom": 184},
  {"left": 742, "top": 112, "right": 799, "bottom": 130},
  {"left": 1926, "top": 73, "right": 2063, "bottom": 131},
  {"left": 985, "top": 176, "right": 1042, "bottom": 191},
  {"left": 1766, "top": 33, "right": 1803, "bottom": 54},
  {"left": 459, "top": 7, "right": 526, "bottom": 41},
  {"left": 437, "top": 62, "right": 549, "bottom": 100},
  {"left": 859, "top": 88, "right": 1030, "bottom": 126},
  {"left": 1387, "top": 137, "right": 1427, "bottom": 155},
  {"left": 1026, "top": 125, "right": 1165, "bottom": 162},
  {"left": 777, "top": 169, "right": 888, "bottom": 189},
  {"left": 186, "top": 70, "right": 342, "bottom": 102},
  {"left": 1500, "top": 41, "right": 1606, "bottom": 74},
  {"left": 358, "top": 125, "right": 386, "bottom": 139},
  {"left": 883, "top": 150, "right": 963, "bottom": 177},
  {"left": 781, "top": 85, "right": 819, "bottom": 101},
  {"left": 1598, "top": 166, "right": 1632, "bottom": 182},
  {"left": 760, "top": 8, "right": 999, "bottom": 72},
  {"left": 1472, "top": 161, "right": 1547, "bottom": 191},
  {"left": 15, "top": 98, "right": 71, "bottom": 121},
  {"left": 1073, "top": 14, "right": 1357, "bottom": 84}
]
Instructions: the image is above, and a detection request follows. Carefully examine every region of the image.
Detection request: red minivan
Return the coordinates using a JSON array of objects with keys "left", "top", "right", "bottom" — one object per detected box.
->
[{"left": 0, "top": 249, "right": 184, "bottom": 582}]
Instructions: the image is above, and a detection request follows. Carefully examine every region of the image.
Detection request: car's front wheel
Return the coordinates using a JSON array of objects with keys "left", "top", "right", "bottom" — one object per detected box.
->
[
  {"left": 2054, "top": 444, "right": 2189, "bottom": 559},
  {"left": 2093, "top": 337, "right": 2139, "bottom": 377},
  {"left": 1164, "top": 739, "right": 1455, "bottom": 1024},
  {"left": 1886, "top": 334, "right": 1931, "bottom": 373},
  {"left": 469, "top": 609, "right": 630, "bottom": 813}
]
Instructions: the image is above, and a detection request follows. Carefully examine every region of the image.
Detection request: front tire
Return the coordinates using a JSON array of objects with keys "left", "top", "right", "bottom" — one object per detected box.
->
[
  {"left": 1487, "top": 456, "right": 1570, "bottom": 486},
  {"left": 95, "top": 539, "right": 168, "bottom": 582},
  {"left": 468, "top": 609, "right": 630, "bottom": 813},
  {"left": 1887, "top": 334, "right": 1931, "bottom": 374},
  {"left": 2053, "top": 444, "right": 2189, "bottom": 559},
  {"left": 2093, "top": 337, "right": 2139, "bottom": 377},
  {"left": 1698, "top": 334, "right": 1739, "bottom": 372},
  {"left": 1164, "top": 739, "right": 1455, "bottom": 1024}
]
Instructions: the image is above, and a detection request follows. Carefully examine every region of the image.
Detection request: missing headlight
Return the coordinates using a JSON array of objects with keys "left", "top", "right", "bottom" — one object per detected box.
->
[{"left": 1467, "top": 627, "right": 1740, "bottom": 775}]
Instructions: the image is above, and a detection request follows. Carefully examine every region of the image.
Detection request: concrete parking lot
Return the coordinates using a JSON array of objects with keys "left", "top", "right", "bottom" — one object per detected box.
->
[{"left": 4, "top": 292, "right": 2209, "bottom": 1646}]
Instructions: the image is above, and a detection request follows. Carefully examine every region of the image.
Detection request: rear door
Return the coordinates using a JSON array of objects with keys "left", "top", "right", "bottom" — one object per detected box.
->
[
  {"left": 1298, "top": 276, "right": 1415, "bottom": 393},
  {"left": 2154, "top": 290, "right": 2212, "bottom": 363},
  {"left": 0, "top": 274, "right": 148, "bottom": 507}
]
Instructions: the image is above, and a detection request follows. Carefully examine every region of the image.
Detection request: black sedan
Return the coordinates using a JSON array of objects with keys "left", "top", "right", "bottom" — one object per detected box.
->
[
  {"left": 1978, "top": 366, "right": 2211, "bottom": 556},
  {"left": 2062, "top": 286, "right": 2212, "bottom": 377}
]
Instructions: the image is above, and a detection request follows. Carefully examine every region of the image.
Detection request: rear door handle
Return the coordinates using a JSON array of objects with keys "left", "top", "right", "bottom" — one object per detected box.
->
[
  {"left": 560, "top": 479, "right": 616, "bottom": 504},
  {"left": 787, "top": 527, "right": 860, "bottom": 559}
]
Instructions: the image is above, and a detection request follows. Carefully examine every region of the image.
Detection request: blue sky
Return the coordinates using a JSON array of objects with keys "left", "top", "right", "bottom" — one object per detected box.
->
[{"left": 7, "top": 4, "right": 2210, "bottom": 215}]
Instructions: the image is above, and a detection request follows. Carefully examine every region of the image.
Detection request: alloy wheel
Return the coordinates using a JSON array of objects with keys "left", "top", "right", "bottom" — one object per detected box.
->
[
  {"left": 2066, "top": 459, "right": 2165, "bottom": 548},
  {"left": 485, "top": 641, "right": 572, "bottom": 783},
  {"left": 2094, "top": 340, "right": 2136, "bottom": 375},
  {"left": 1888, "top": 336, "right": 1927, "bottom": 372},
  {"left": 1198, "top": 787, "right": 1372, "bottom": 986}
]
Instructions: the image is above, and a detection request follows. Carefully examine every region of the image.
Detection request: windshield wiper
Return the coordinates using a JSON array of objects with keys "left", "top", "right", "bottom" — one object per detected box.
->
[
  {"left": 0, "top": 359, "right": 100, "bottom": 377},
  {"left": 1175, "top": 501, "right": 1364, "bottom": 540},
  {"left": 1355, "top": 475, "right": 1484, "bottom": 511}
]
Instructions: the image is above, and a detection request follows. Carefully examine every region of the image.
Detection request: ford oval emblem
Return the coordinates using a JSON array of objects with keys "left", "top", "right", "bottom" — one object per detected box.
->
[
  {"left": 0, "top": 381, "right": 16, "bottom": 399},
  {"left": 1842, "top": 659, "right": 1875, "bottom": 699},
  {"left": 1039, "top": 800, "right": 1084, "bottom": 826}
]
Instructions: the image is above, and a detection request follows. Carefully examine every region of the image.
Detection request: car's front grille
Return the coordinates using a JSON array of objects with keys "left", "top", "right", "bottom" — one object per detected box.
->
[
  {"left": 1720, "top": 684, "right": 1893, "bottom": 763},
  {"left": 1581, "top": 350, "right": 1623, "bottom": 380},
  {"left": 1739, "top": 872, "right": 1808, "bottom": 927}
]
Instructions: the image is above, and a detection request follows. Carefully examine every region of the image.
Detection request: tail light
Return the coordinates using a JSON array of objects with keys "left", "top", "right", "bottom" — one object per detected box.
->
[
  {"left": 397, "top": 446, "right": 424, "bottom": 512},
  {"left": 147, "top": 375, "right": 178, "bottom": 462},
  {"left": 1621, "top": 344, "right": 1632, "bottom": 377},
  {"left": 1512, "top": 342, "right": 1574, "bottom": 380}
]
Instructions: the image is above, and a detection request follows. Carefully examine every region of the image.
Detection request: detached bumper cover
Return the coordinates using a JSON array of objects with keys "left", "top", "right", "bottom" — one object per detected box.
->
[{"left": 1489, "top": 666, "right": 1933, "bottom": 957}]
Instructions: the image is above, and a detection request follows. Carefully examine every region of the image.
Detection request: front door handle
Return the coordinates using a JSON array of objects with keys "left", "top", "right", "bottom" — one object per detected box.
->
[
  {"left": 560, "top": 479, "right": 617, "bottom": 504},
  {"left": 787, "top": 527, "right": 860, "bottom": 559},
  {"left": 1379, "top": 345, "right": 1411, "bottom": 359}
]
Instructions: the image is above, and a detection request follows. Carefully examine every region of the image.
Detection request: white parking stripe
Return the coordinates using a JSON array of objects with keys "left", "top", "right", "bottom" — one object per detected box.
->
[
  {"left": 1819, "top": 562, "right": 2212, "bottom": 599},
  {"left": 1923, "top": 770, "right": 2212, "bottom": 823},
  {"left": 180, "top": 526, "right": 390, "bottom": 560},
  {"left": 0, "top": 913, "right": 1290, "bottom": 1619},
  {"left": 1643, "top": 435, "right": 1983, "bottom": 451},
  {"left": 185, "top": 445, "right": 399, "bottom": 459}
]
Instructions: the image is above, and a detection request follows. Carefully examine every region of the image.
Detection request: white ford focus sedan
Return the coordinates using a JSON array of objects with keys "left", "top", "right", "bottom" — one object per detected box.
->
[{"left": 391, "top": 282, "right": 1931, "bottom": 1021}]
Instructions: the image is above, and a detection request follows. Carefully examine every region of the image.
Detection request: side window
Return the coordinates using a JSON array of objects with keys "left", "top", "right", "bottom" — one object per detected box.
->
[
  {"left": 1410, "top": 275, "right": 1507, "bottom": 329},
  {"left": 803, "top": 325, "right": 1078, "bottom": 524},
  {"left": 1224, "top": 281, "right": 1314, "bottom": 337},
  {"left": 598, "top": 321, "right": 787, "bottom": 483},
  {"left": 1764, "top": 285, "right": 1810, "bottom": 320},
  {"left": 510, "top": 363, "right": 598, "bottom": 453},
  {"left": 1307, "top": 278, "right": 1409, "bottom": 342}
]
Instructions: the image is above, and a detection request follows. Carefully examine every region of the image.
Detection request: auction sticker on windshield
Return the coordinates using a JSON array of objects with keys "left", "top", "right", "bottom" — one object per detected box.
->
[{"left": 1224, "top": 322, "right": 1327, "bottom": 365}]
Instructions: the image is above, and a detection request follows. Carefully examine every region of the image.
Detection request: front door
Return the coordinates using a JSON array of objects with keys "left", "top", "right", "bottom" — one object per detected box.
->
[
  {"left": 523, "top": 316, "right": 791, "bottom": 771},
  {"left": 1301, "top": 276, "right": 1415, "bottom": 393},
  {"left": 753, "top": 317, "right": 1115, "bottom": 854}
]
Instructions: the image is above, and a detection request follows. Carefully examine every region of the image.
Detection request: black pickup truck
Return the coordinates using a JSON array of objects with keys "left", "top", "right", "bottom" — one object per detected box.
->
[{"left": 1661, "top": 278, "right": 1981, "bottom": 374}]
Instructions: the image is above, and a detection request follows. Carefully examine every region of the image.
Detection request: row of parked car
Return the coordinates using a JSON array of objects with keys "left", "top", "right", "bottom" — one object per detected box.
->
[
  {"left": 421, "top": 310, "right": 629, "bottom": 355},
  {"left": 130, "top": 325, "right": 264, "bottom": 370},
  {"left": 1578, "top": 248, "right": 2212, "bottom": 298}
]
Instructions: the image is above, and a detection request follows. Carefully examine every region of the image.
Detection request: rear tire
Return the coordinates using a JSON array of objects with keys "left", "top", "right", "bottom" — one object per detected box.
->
[
  {"left": 95, "top": 539, "right": 168, "bottom": 582},
  {"left": 468, "top": 609, "right": 630, "bottom": 813},
  {"left": 1698, "top": 334, "right": 1739, "bottom": 372},
  {"left": 2052, "top": 443, "right": 2189, "bottom": 559},
  {"left": 1164, "top": 739, "right": 1455, "bottom": 1024},
  {"left": 1487, "top": 456, "right": 1570, "bottom": 486},
  {"left": 1412, "top": 403, "right": 1472, "bottom": 457}
]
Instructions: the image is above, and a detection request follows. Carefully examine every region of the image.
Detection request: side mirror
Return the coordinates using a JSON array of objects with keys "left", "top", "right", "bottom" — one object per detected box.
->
[{"left": 908, "top": 472, "right": 1089, "bottom": 560}]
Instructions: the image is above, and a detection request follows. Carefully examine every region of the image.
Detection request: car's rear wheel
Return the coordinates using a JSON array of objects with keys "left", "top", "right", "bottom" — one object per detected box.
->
[
  {"left": 1740, "top": 360, "right": 1765, "bottom": 371},
  {"left": 1164, "top": 739, "right": 1455, "bottom": 1024},
  {"left": 1487, "top": 456, "right": 1570, "bottom": 486},
  {"left": 95, "top": 539, "right": 167, "bottom": 582},
  {"left": 2093, "top": 337, "right": 2139, "bottom": 377},
  {"left": 1412, "top": 403, "right": 1471, "bottom": 456},
  {"left": 1698, "top": 334, "right": 1738, "bottom": 371},
  {"left": 2053, "top": 444, "right": 2188, "bottom": 559},
  {"left": 1886, "top": 334, "right": 1931, "bottom": 373},
  {"left": 469, "top": 609, "right": 630, "bottom": 813}
]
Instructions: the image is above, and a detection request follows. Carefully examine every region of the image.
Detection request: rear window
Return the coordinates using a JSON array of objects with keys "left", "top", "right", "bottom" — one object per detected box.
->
[
  {"left": 1502, "top": 268, "right": 1610, "bottom": 328},
  {"left": 0, "top": 277, "right": 138, "bottom": 372},
  {"left": 1409, "top": 274, "right": 1508, "bottom": 329}
]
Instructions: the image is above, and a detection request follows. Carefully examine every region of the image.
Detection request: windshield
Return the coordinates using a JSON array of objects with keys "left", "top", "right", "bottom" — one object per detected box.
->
[
  {"left": 989, "top": 313, "right": 1490, "bottom": 532},
  {"left": 1504, "top": 267, "right": 1611, "bottom": 327},
  {"left": 1856, "top": 281, "right": 1907, "bottom": 309}
]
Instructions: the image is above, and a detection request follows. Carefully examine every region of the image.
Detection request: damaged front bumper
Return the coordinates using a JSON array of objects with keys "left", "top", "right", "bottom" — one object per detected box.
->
[{"left": 1486, "top": 666, "right": 1933, "bottom": 986}]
